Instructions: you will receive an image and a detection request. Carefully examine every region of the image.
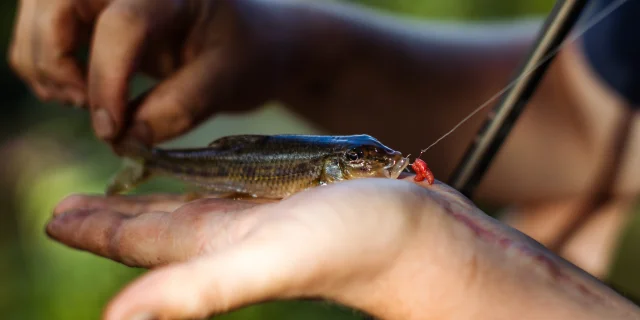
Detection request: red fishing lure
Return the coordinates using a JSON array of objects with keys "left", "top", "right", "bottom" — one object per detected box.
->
[{"left": 411, "top": 158, "right": 434, "bottom": 185}]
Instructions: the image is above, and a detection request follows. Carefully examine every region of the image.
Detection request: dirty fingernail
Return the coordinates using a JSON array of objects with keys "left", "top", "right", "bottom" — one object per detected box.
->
[{"left": 93, "top": 108, "right": 115, "bottom": 139}]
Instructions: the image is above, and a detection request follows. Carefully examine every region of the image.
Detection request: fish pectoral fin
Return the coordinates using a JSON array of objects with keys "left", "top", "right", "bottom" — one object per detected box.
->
[
  {"left": 207, "top": 135, "right": 269, "bottom": 149},
  {"left": 106, "top": 158, "right": 151, "bottom": 196}
]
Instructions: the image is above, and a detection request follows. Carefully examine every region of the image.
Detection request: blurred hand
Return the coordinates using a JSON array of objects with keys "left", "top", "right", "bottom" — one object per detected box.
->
[
  {"left": 9, "top": 0, "right": 295, "bottom": 145},
  {"left": 46, "top": 175, "right": 639, "bottom": 320}
]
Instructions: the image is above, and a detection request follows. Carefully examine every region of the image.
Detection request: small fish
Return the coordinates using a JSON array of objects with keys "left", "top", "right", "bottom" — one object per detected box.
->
[{"left": 106, "top": 134, "right": 410, "bottom": 199}]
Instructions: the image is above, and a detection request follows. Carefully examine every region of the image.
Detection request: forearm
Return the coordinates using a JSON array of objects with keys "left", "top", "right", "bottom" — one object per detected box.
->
[
  {"left": 275, "top": 0, "right": 538, "bottom": 148},
  {"left": 265, "top": 1, "right": 546, "bottom": 199},
  {"left": 363, "top": 196, "right": 640, "bottom": 319},
  {"left": 475, "top": 42, "right": 640, "bottom": 204},
  {"left": 267, "top": 1, "right": 639, "bottom": 204}
]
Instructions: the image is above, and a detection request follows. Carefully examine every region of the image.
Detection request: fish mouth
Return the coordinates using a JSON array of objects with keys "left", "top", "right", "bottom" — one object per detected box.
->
[{"left": 384, "top": 155, "right": 410, "bottom": 179}]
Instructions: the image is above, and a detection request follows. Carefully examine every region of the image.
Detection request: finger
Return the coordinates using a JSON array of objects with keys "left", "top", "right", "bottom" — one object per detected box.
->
[
  {"left": 53, "top": 193, "right": 269, "bottom": 217},
  {"left": 47, "top": 196, "right": 263, "bottom": 267},
  {"left": 559, "top": 197, "right": 634, "bottom": 278},
  {"left": 32, "top": 81, "right": 55, "bottom": 102},
  {"left": 122, "top": 50, "right": 265, "bottom": 145},
  {"left": 88, "top": 0, "right": 182, "bottom": 141},
  {"left": 53, "top": 193, "right": 188, "bottom": 217},
  {"left": 103, "top": 239, "right": 305, "bottom": 320},
  {"left": 46, "top": 208, "right": 197, "bottom": 267},
  {"left": 8, "top": 0, "right": 46, "bottom": 98},
  {"left": 34, "top": 57, "right": 86, "bottom": 106},
  {"left": 34, "top": 0, "right": 86, "bottom": 100},
  {"left": 37, "top": 79, "right": 76, "bottom": 106}
]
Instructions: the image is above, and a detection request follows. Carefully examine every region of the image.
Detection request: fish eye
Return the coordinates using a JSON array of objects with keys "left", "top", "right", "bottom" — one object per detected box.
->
[{"left": 347, "top": 149, "right": 365, "bottom": 161}]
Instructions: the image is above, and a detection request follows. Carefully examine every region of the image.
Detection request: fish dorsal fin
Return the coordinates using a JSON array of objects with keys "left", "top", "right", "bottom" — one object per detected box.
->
[{"left": 207, "top": 135, "right": 269, "bottom": 149}]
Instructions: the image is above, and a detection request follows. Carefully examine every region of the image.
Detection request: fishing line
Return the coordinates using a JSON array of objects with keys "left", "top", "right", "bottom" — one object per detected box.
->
[{"left": 417, "top": 0, "right": 629, "bottom": 157}]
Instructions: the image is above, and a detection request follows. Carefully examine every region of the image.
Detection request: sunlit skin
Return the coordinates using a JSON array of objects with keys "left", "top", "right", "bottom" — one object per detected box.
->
[
  {"left": 8, "top": 0, "right": 640, "bottom": 318},
  {"left": 47, "top": 175, "right": 640, "bottom": 320}
]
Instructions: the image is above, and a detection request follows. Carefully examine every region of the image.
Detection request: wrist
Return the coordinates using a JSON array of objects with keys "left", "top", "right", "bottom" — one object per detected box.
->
[{"left": 327, "top": 183, "right": 639, "bottom": 320}]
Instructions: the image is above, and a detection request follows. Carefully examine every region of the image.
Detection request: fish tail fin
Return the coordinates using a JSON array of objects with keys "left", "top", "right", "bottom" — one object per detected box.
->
[{"left": 106, "top": 139, "right": 154, "bottom": 196}]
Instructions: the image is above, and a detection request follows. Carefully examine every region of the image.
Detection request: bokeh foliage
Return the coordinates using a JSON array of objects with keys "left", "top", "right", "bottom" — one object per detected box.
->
[{"left": 2, "top": 1, "right": 639, "bottom": 319}]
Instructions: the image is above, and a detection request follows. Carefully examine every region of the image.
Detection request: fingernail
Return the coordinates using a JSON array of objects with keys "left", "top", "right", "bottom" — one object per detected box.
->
[
  {"left": 68, "top": 89, "right": 86, "bottom": 108},
  {"left": 93, "top": 108, "right": 115, "bottom": 139}
]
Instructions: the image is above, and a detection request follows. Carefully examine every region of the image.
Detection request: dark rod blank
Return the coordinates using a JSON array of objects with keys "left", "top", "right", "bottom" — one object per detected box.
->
[{"left": 448, "top": 0, "right": 589, "bottom": 198}]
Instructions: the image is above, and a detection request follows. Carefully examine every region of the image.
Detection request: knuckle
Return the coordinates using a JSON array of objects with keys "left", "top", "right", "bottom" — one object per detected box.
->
[
  {"left": 107, "top": 221, "right": 128, "bottom": 264},
  {"left": 7, "top": 47, "right": 23, "bottom": 73}
]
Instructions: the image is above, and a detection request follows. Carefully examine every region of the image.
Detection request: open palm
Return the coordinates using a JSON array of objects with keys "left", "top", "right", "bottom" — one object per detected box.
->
[{"left": 45, "top": 175, "right": 637, "bottom": 320}]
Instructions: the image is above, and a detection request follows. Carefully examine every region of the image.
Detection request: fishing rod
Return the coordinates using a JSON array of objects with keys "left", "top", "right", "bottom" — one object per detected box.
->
[{"left": 448, "top": 0, "right": 589, "bottom": 198}]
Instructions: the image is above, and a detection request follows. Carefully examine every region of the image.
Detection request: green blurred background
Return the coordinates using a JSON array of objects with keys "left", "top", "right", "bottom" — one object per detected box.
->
[{"left": 1, "top": 1, "right": 639, "bottom": 319}]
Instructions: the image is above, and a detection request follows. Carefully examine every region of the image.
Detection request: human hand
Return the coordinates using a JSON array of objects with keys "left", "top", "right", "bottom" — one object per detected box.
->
[
  {"left": 9, "top": 0, "right": 306, "bottom": 145},
  {"left": 46, "top": 175, "right": 640, "bottom": 320}
]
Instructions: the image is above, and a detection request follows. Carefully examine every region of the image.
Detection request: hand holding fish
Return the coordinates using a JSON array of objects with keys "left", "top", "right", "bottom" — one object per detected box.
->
[
  {"left": 9, "top": 0, "right": 302, "bottom": 145},
  {"left": 11, "top": 0, "right": 640, "bottom": 318},
  {"left": 46, "top": 176, "right": 639, "bottom": 320}
]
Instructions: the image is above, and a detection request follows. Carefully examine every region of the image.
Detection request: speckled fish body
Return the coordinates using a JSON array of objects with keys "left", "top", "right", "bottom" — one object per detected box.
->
[{"left": 107, "top": 134, "right": 410, "bottom": 199}]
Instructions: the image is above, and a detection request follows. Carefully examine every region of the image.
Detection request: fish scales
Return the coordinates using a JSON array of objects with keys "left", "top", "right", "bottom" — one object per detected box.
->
[
  {"left": 106, "top": 134, "right": 410, "bottom": 199},
  {"left": 144, "top": 140, "right": 329, "bottom": 197}
]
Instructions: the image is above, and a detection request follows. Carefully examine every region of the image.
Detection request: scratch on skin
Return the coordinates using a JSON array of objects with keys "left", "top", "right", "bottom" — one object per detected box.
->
[
  {"left": 445, "top": 207, "right": 606, "bottom": 303},
  {"left": 405, "top": 178, "right": 637, "bottom": 315}
]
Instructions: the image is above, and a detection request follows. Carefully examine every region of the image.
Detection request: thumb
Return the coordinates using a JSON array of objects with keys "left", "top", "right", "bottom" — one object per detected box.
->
[
  {"left": 103, "top": 238, "right": 316, "bottom": 320},
  {"left": 120, "top": 49, "right": 271, "bottom": 146},
  {"left": 88, "top": 0, "right": 186, "bottom": 141}
]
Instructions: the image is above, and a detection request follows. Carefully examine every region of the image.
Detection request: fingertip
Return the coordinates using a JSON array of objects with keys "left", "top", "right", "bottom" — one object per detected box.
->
[
  {"left": 129, "top": 54, "right": 228, "bottom": 144},
  {"left": 88, "top": 3, "right": 154, "bottom": 141},
  {"left": 46, "top": 209, "right": 94, "bottom": 241}
]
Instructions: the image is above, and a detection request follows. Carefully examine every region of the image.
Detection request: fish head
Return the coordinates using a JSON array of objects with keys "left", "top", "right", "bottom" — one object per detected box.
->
[{"left": 339, "top": 139, "right": 410, "bottom": 180}]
